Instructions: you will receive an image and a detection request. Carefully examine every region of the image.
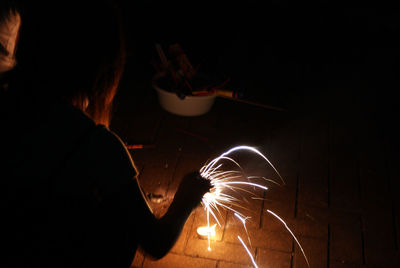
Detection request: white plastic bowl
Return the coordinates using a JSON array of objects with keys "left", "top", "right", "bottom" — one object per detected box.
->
[{"left": 152, "top": 75, "right": 216, "bottom": 116}]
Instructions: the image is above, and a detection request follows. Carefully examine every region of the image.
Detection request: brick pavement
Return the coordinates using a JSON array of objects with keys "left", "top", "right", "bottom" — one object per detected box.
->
[{"left": 110, "top": 82, "right": 400, "bottom": 267}]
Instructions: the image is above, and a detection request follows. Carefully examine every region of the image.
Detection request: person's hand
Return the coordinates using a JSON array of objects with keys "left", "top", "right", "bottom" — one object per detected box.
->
[
  {"left": 174, "top": 171, "right": 212, "bottom": 209},
  {"left": 142, "top": 171, "right": 212, "bottom": 259}
]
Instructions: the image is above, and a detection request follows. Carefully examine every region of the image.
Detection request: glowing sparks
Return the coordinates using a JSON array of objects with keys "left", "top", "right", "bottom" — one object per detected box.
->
[
  {"left": 238, "top": 235, "right": 258, "bottom": 268},
  {"left": 199, "top": 145, "right": 283, "bottom": 266},
  {"left": 234, "top": 213, "right": 252, "bottom": 246},
  {"left": 197, "top": 145, "right": 309, "bottom": 267},
  {"left": 200, "top": 145, "right": 284, "bottom": 185},
  {"left": 267, "top": 210, "right": 310, "bottom": 268},
  {"left": 200, "top": 146, "right": 284, "bottom": 227}
]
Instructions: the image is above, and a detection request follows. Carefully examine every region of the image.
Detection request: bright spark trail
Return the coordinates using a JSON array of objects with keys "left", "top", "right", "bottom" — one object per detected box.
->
[
  {"left": 238, "top": 235, "right": 258, "bottom": 268},
  {"left": 267, "top": 210, "right": 310, "bottom": 268},
  {"left": 198, "top": 145, "right": 309, "bottom": 268}
]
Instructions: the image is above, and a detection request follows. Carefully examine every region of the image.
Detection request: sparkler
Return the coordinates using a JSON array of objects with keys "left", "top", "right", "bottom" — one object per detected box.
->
[
  {"left": 199, "top": 145, "right": 283, "bottom": 261},
  {"left": 198, "top": 145, "right": 309, "bottom": 268}
]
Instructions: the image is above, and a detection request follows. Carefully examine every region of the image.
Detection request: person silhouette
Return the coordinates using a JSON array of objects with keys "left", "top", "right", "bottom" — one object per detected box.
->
[{"left": 1, "top": 1, "right": 211, "bottom": 267}]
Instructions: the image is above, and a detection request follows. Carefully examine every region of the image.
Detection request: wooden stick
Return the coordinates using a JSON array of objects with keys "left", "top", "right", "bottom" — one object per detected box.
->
[
  {"left": 217, "top": 95, "right": 287, "bottom": 112},
  {"left": 126, "top": 144, "right": 156, "bottom": 150}
]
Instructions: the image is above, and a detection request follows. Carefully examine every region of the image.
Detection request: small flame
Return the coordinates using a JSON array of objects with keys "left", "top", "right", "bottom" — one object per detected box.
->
[
  {"left": 197, "top": 224, "right": 217, "bottom": 251},
  {"left": 197, "top": 224, "right": 217, "bottom": 238}
]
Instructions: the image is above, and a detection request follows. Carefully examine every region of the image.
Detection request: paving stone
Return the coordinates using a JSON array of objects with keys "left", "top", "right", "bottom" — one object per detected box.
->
[
  {"left": 293, "top": 205, "right": 362, "bottom": 242},
  {"left": 268, "top": 120, "right": 301, "bottom": 188},
  {"left": 385, "top": 132, "right": 400, "bottom": 200},
  {"left": 225, "top": 209, "right": 261, "bottom": 230},
  {"left": 385, "top": 138, "right": 400, "bottom": 250},
  {"left": 170, "top": 212, "right": 195, "bottom": 254},
  {"left": 190, "top": 206, "right": 227, "bottom": 242},
  {"left": 114, "top": 77, "right": 398, "bottom": 267},
  {"left": 231, "top": 190, "right": 264, "bottom": 220},
  {"left": 395, "top": 204, "right": 400, "bottom": 256},
  {"left": 262, "top": 198, "right": 296, "bottom": 232},
  {"left": 215, "top": 184, "right": 265, "bottom": 221},
  {"left": 292, "top": 236, "right": 327, "bottom": 268},
  {"left": 298, "top": 149, "right": 329, "bottom": 209},
  {"left": 330, "top": 120, "right": 361, "bottom": 211},
  {"left": 362, "top": 210, "right": 399, "bottom": 266},
  {"left": 264, "top": 183, "right": 296, "bottom": 205},
  {"left": 111, "top": 88, "right": 162, "bottom": 145},
  {"left": 330, "top": 164, "right": 361, "bottom": 211},
  {"left": 184, "top": 238, "right": 256, "bottom": 265},
  {"left": 268, "top": 160, "right": 299, "bottom": 189},
  {"left": 299, "top": 158, "right": 329, "bottom": 183},
  {"left": 268, "top": 163, "right": 298, "bottom": 188},
  {"left": 297, "top": 205, "right": 361, "bottom": 226},
  {"left": 298, "top": 179, "right": 329, "bottom": 209},
  {"left": 216, "top": 260, "right": 253, "bottom": 268},
  {"left": 357, "top": 127, "right": 390, "bottom": 209},
  {"left": 128, "top": 150, "right": 149, "bottom": 174},
  {"left": 269, "top": 119, "right": 301, "bottom": 158},
  {"left": 143, "top": 253, "right": 217, "bottom": 268},
  {"left": 359, "top": 161, "right": 391, "bottom": 209},
  {"left": 210, "top": 101, "right": 273, "bottom": 147},
  {"left": 290, "top": 215, "right": 328, "bottom": 239},
  {"left": 135, "top": 117, "right": 190, "bottom": 217},
  {"left": 300, "top": 118, "right": 330, "bottom": 160},
  {"left": 223, "top": 224, "right": 293, "bottom": 253},
  {"left": 330, "top": 222, "right": 363, "bottom": 265},
  {"left": 185, "top": 110, "right": 219, "bottom": 142},
  {"left": 256, "top": 248, "right": 292, "bottom": 268},
  {"left": 264, "top": 186, "right": 296, "bottom": 214},
  {"left": 329, "top": 260, "right": 366, "bottom": 267}
]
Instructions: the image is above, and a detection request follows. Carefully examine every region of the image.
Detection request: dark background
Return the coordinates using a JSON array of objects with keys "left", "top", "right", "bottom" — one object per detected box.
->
[{"left": 115, "top": 5, "right": 400, "bottom": 127}]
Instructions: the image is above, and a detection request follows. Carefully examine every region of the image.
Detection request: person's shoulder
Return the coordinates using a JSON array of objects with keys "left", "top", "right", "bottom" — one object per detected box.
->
[
  {"left": 87, "top": 124, "right": 139, "bottom": 179},
  {"left": 90, "top": 125, "right": 127, "bottom": 154}
]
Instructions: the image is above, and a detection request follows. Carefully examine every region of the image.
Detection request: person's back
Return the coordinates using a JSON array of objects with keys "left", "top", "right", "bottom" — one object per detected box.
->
[
  {"left": 2, "top": 1, "right": 211, "bottom": 267},
  {"left": 1, "top": 2, "right": 135, "bottom": 264},
  {"left": 1, "top": 89, "right": 144, "bottom": 267}
]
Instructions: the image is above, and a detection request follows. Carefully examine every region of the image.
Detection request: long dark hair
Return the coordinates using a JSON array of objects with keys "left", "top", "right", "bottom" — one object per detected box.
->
[
  {"left": 0, "top": 0, "right": 19, "bottom": 24},
  {"left": 13, "top": 0, "right": 126, "bottom": 127}
]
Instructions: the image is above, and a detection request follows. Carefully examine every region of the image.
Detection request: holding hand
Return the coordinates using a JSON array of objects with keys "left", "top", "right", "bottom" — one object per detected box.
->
[
  {"left": 141, "top": 171, "right": 212, "bottom": 259},
  {"left": 174, "top": 171, "right": 212, "bottom": 210}
]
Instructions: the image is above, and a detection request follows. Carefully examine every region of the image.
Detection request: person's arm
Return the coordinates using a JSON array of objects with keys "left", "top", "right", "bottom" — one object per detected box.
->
[
  {"left": 88, "top": 126, "right": 211, "bottom": 260},
  {"left": 134, "top": 171, "right": 211, "bottom": 259}
]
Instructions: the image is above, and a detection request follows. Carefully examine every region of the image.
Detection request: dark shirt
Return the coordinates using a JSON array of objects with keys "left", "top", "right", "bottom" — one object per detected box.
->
[{"left": 1, "top": 90, "right": 151, "bottom": 267}]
